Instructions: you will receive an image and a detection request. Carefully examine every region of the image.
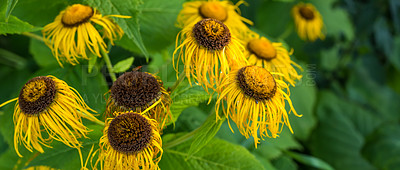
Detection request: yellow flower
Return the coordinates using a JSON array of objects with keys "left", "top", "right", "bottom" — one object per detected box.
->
[
  {"left": 95, "top": 111, "right": 162, "bottom": 170},
  {"left": 173, "top": 18, "right": 248, "bottom": 92},
  {"left": 177, "top": 0, "right": 253, "bottom": 38},
  {"left": 0, "top": 76, "right": 98, "bottom": 157},
  {"left": 292, "top": 2, "right": 325, "bottom": 41},
  {"left": 244, "top": 33, "right": 302, "bottom": 86},
  {"left": 42, "top": 4, "right": 130, "bottom": 66},
  {"left": 215, "top": 66, "right": 301, "bottom": 147},
  {"left": 105, "top": 70, "right": 172, "bottom": 130}
]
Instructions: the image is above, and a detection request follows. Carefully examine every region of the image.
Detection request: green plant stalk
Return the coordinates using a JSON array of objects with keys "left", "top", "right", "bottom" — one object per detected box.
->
[
  {"left": 164, "top": 128, "right": 199, "bottom": 149},
  {"left": 22, "top": 32, "right": 45, "bottom": 43},
  {"left": 169, "top": 71, "right": 186, "bottom": 92},
  {"left": 101, "top": 48, "right": 117, "bottom": 82}
]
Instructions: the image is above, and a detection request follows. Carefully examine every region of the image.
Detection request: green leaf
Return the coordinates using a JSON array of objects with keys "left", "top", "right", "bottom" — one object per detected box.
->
[
  {"left": 309, "top": 91, "right": 375, "bottom": 170},
  {"left": 289, "top": 62, "right": 317, "bottom": 141},
  {"left": 362, "top": 124, "right": 400, "bottom": 169},
  {"left": 255, "top": 128, "right": 302, "bottom": 160},
  {"left": 286, "top": 151, "right": 334, "bottom": 170},
  {"left": 112, "top": 57, "right": 134, "bottom": 73},
  {"left": 271, "top": 155, "right": 298, "bottom": 170},
  {"left": 255, "top": 1, "right": 293, "bottom": 38},
  {"left": 160, "top": 134, "right": 264, "bottom": 170},
  {"left": 138, "top": 0, "right": 183, "bottom": 52},
  {"left": 0, "top": 15, "right": 39, "bottom": 35},
  {"left": 169, "top": 81, "right": 210, "bottom": 123},
  {"left": 83, "top": 0, "right": 149, "bottom": 59},
  {"left": 253, "top": 152, "right": 277, "bottom": 170},
  {"left": 389, "top": 36, "right": 400, "bottom": 71},
  {"left": 29, "top": 38, "right": 58, "bottom": 68},
  {"left": 5, "top": 0, "right": 18, "bottom": 22},
  {"left": 311, "top": 0, "right": 354, "bottom": 40},
  {"left": 187, "top": 111, "right": 225, "bottom": 158},
  {"left": 27, "top": 125, "right": 103, "bottom": 169}
]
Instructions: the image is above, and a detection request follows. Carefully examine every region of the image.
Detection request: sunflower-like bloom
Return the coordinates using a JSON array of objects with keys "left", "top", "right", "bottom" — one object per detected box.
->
[
  {"left": 0, "top": 76, "right": 98, "bottom": 157},
  {"left": 42, "top": 4, "right": 130, "bottom": 66},
  {"left": 106, "top": 70, "right": 172, "bottom": 129},
  {"left": 215, "top": 66, "right": 302, "bottom": 147},
  {"left": 244, "top": 33, "right": 302, "bottom": 86},
  {"left": 292, "top": 2, "right": 324, "bottom": 41},
  {"left": 174, "top": 18, "right": 248, "bottom": 92},
  {"left": 95, "top": 111, "right": 162, "bottom": 170},
  {"left": 177, "top": 0, "right": 253, "bottom": 39}
]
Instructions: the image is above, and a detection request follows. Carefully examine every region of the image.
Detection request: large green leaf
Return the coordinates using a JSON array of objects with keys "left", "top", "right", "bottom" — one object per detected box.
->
[
  {"left": 362, "top": 124, "right": 400, "bottom": 169},
  {"left": 160, "top": 134, "right": 264, "bottom": 170},
  {"left": 11, "top": 0, "right": 67, "bottom": 26},
  {"left": 83, "top": 0, "right": 149, "bottom": 59},
  {"left": 285, "top": 151, "right": 334, "bottom": 170},
  {"left": 0, "top": 15, "right": 38, "bottom": 35},
  {"left": 309, "top": 91, "right": 375, "bottom": 170}
]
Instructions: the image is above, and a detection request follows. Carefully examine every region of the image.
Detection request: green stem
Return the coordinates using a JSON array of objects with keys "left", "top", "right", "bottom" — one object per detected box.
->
[
  {"left": 101, "top": 48, "right": 117, "bottom": 82},
  {"left": 164, "top": 128, "right": 199, "bottom": 149},
  {"left": 277, "top": 22, "right": 294, "bottom": 41},
  {"left": 22, "top": 32, "right": 46, "bottom": 43},
  {"left": 169, "top": 71, "right": 186, "bottom": 92}
]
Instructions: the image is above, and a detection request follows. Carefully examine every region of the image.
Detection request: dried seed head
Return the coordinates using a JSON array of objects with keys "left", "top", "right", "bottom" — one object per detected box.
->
[
  {"left": 237, "top": 66, "right": 277, "bottom": 101},
  {"left": 107, "top": 112, "right": 152, "bottom": 154},
  {"left": 18, "top": 76, "right": 56, "bottom": 115},
  {"left": 192, "top": 18, "right": 231, "bottom": 51}
]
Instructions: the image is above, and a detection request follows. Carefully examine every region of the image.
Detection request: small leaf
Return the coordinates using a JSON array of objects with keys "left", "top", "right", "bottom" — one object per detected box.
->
[
  {"left": 160, "top": 134, "right": 264, "bottom": 170},
  {"left": 187, "top": 111, "right": 225, "bottom": 158},
  {"left": 112, "top": 57, "right": 134, "bottom": 73},
  {"left": 285, "top": 151, "right": 334, "bottom": 170}
]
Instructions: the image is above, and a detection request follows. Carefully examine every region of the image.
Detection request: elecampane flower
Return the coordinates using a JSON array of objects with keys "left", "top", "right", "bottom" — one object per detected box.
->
[
  {"left": 292, "top": 2, "right": 325, "bottom": 41},
  {"left": 42, "top": 4, "right": 130, "bottom": 66},
  {"left": 215, "top": 66, "right": 302, "bottom": 147},
  {"left": 95, "top": 111, "right": 162, "bottom": 170},
  {"left": 0, "top": 76, "right": 98, "bottom": 157},
  {"left": 174, "top": 18, "right": 248, "bottom": 92},
  {"left": 106, "top": 70, "right": 172, "bottom": 129},
  {"left": 244, "top": 32, "right": 302, "bottom": 86},
  {"left": 177, "top": 0, "right": 253, "bottom": 39}
]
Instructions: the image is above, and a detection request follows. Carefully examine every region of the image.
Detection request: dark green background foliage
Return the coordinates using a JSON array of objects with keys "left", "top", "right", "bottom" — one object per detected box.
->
[{"left": 0, "top": 0, "right": 399, "bottom": 169}]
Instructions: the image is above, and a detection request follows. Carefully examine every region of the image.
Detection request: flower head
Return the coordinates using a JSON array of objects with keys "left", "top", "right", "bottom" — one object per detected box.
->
[
  {"left": 177, "top": 0, "right": 253, "bottom": 39},
  {"left": 215, "top": 66, "right": 301, "bottom": 147},
  {"left": 42, "top": 4, "right": 130, "bottom": 66},
  {"left": 244, "top": 33, "right": 302, "bottom": 86},
  {"left": 292, "top": 3, "right": 325, "bottom": 41},
  {"left": 0, "top": 76, "right": 97, "bottom": 157},
  {"left": 106, "top": 70, "right": 172, "bottom": 129},
  {"left": 174, "top": 18, "right": 248, "bottom": 91},
  {"left": 95, "top": 111, "right": 162, "bottom": 170}
]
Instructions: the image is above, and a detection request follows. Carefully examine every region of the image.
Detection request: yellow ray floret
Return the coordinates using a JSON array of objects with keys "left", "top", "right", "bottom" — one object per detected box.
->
[
  {"left": 0, "top": 76, "right": 99, "bottom": 158},
  {"left": 215, "top": 66, "right": 302, "bottom": 147},
  {"left": 174, "top": 18, "right": 248, "bottom": 92},
  {"left": 42, "top": 4, "right": 130, "bottom": 66},
  {"left": 244, "top": 32, "right": 302, "bottom": 86},
  {"left": 292, "top": 2, "right": 325, "bottom": 42}
]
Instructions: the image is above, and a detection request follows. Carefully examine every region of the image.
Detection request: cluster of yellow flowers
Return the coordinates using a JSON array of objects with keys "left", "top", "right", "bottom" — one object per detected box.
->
[{"left": 0, "top": 1, "right": 325, "bottom": 169}]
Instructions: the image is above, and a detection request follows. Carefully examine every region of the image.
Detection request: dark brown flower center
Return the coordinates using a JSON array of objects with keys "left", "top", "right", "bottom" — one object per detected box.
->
[
  {"left": 111, "top": 71, "right": 161, "bottom": 110},
  {"left": 62, "top": 4, "right": 94, "bottom": 27},
  {"left": 107, "top": 112, "right": 152, "bottom": 154},
  {"left": 237, "top": 66, "right": 277, "bottom": 101},
  {"left": 299, "top": 6, "right": 315, "bottom": 20},
  {"left": 18, "top": 76, "right": 56, "bottom": 115},
  {"left": 192, "top": 18, "right": 231, "bottom": 51}
]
